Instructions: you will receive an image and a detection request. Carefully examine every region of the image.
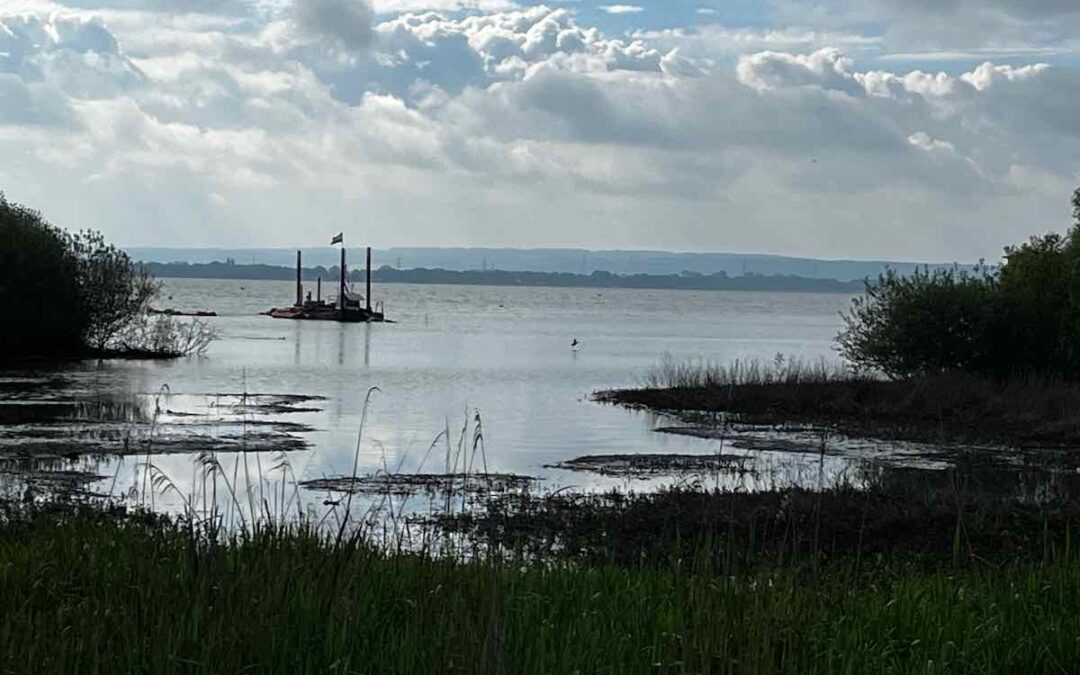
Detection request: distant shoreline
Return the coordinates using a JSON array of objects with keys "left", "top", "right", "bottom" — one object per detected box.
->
[{"left": 139, "top": 261, "right": 865, "bottom": 293}]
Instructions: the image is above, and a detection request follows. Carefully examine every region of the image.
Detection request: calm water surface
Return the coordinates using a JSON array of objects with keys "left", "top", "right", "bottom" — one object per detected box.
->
[{"left": 3, "top": 280, "right": 862, "bottom": 511}]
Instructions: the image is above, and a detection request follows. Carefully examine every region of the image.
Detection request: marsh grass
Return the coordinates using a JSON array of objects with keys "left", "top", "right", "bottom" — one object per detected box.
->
[
  {"left": 4, "top": 501, "right": 1080, "bottom": 674},
  {"left": 640, "top": 353, "right": 862, "bottom": 390},
  {"left": 610, "top": 355, "right": 1080, "bottom": 447},
  {"left": 435, "top": 478, "right": 1080, "bottom": 571},
  {"left": 7, "top": 419, "right": 1080, "bottom": 672},
  {"left": 11, "top": 370, "right": 1080, "bottom": 672}
]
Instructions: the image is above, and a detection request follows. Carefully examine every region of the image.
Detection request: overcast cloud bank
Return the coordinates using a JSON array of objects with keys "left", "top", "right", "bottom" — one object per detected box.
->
[{"left": 0, "top": 0, "right": 1077, "bottom": 260}]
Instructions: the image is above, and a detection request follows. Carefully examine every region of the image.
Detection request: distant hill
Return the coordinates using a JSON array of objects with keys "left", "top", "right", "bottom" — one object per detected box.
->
[
  {"left": 139, "top": 261, "right": 866, "bottom": 294},
  {"left": 126, "top": 247, "right": 968, "bottom": 282}
]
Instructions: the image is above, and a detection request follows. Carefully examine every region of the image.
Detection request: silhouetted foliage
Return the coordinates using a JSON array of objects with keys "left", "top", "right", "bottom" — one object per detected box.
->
[
  {"left": 838, "top": 266, "right": 1001, "bottom": 378},
  {"left": 72, "top": 230, "right": 159, "bottom": 352},
  {"left": 0, "top": 193, "right": 202, "bottom": 359},
  {"left": 841, "top": 186, "right": 1080, "bottom": 380},
  {"left": 0, "top": 194, "right": 85, "bottom": 356}
]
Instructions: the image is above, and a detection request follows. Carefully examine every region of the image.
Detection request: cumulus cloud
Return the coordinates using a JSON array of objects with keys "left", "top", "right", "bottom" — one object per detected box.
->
[
  {"left": 0, "top": 75, "right": 77, "bottom": 126},
  {"left": 370, "top": 0, "right": 516, "bottom": 10},
  {"left": 0, "top": 15, "right": 145, "bottom": 97},
  {"left": 0, "top": 3, "right": 1078, "bottom": 260},
  {"left": 294, "top": 0, "right": 376, "bottom": 51},
  {"left": 736, "top": 47, "right": 861, "bottom": 93},
  {"left": 877, "top": 0, "right": 1080, "bottom": 20},
  {"left": 774, "top": 0, "right": 1080, "bottom": 57},
  {"left": 598, "top": 5, "right": 644, "bottom": 14}
]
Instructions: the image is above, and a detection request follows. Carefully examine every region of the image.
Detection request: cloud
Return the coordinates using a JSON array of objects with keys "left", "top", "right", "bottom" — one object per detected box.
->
[
  {"left": 876, "top": 0, "right": 1080, "bottom": 20},
  {"left": 370, "top": 0, "right": 517, "bottom": 11},
  {"left": 774, "top": 0, "right": 1080, "bottom": 57},
  {"left": 598, "top": 5, "right": 643, "bottom": 14},
  {"left": 42, "top": 0, "right": 255, "bottom": 14},
  {"left": 0, "top": 3, "right": 1079, "bottom": 261},
  {"left": 736, "top": 47, "right": 862, "bottom": 94},
  {"left": 293, "top": 0, "right": 376, "bottom": 51},
  {"left": 0, "top": 15, "right": 145, "bottom": 97},
  {"left": 0, "top": 75, "right": 77, "bottom": 127}
]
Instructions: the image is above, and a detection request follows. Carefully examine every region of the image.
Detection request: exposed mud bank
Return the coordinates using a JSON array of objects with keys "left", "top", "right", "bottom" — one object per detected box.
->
[
  {"left": 599, "top": 373, "right": 1080, "bottom": 449},
  {"left": 301, "top": 472, "right": 538, "bottom": 497}
]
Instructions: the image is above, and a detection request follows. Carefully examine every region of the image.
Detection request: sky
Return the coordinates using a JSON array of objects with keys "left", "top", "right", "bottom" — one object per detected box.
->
[{"left": 1, "top": 0, "right": 1079, "bottom": 260}]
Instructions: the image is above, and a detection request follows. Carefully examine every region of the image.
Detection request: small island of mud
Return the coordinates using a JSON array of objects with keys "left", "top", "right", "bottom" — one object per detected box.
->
[
  {"left": 301, "top": 472, "right": 537, "bottom": 497},
  {"left": 548, "top": 453, "right": 756, "bottom": 478},
  {"left": 598, "top": 370, "right": 1080, "bottom": 450}
]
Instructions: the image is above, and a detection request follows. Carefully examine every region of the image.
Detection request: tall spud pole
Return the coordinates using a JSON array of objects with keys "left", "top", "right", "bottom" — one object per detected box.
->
[
  {"left": 339, "top": 246, "right": 346, "bottom": 312},
  {"left": 366, "top": 247, "right": 372, "bottom": 313},
  {"left": 295, "top": 250, "right": 302, "bottom": 306}
]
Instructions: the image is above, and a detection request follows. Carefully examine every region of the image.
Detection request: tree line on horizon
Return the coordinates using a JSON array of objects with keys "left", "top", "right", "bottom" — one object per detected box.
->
[{"left": 137, "top": 260, "right": 867, "bottom": 293}]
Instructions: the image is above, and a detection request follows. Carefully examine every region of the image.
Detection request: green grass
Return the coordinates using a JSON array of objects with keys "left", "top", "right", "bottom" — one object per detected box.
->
[{"left": 3, "top": 505, "right": 1080, "bottom": 674}]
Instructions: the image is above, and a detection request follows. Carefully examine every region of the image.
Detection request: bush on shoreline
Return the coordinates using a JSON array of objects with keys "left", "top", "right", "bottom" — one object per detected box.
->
[
  {"left": 840, "top": 187, "right": 1080, "bottom": 380},
  {"left": 0, "top": 195, "right": 85, "bottom": 356},
  {"left": 0, "top": 193, "right": 212, "bottom": 360}
]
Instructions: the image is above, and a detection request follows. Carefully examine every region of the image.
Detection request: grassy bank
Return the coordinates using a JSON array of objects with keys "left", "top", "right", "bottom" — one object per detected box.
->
[
  {"left": 4, "top": 503, "right": 1080, "bottom": 674},
  {"left": 599, "top": 358, "right": 1080, "bottom": 447}
]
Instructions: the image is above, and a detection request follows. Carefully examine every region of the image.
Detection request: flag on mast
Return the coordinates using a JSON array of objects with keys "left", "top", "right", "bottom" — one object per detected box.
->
[{"left": 330, "top": 232, "right": 343, "bottom": 246}]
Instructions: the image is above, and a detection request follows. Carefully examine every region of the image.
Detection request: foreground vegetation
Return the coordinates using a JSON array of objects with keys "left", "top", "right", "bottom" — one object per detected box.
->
[
  {"left": 3, "top": 502, "right": 1080, "bottom": 674},
  {"left": 440, "top": 478, "right": 1080, "bottom": 569}
]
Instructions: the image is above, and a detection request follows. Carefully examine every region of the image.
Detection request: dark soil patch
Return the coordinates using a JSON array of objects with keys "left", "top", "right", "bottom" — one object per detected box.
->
[
  {"left": 212, "top": 394, "right": 326, "bottom": 415},
  {"left": 0, "top": 469, "right": 106, "bottom": 487},
  {"left": 0, "top": 402, "right": 82, "bottom": 425},
  {"left": 301, "top": 472, "right": 537, "bottom": 497},
  {"left": 0, "top": 432, "right": 308, "bottom": 460},
  {"left": 547, "top": 453, "right": 757, "bottom": 478}
]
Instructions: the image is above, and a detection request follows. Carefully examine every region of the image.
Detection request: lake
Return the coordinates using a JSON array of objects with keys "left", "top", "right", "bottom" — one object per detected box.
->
[{"left": 0, "top": 279, "right": 885, "bottom": 514}]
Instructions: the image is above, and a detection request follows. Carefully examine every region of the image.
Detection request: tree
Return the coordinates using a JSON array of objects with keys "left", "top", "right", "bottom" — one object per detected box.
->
[
  {"left": 0, "top": 193, "right": 208, "bottom": 359},
  {"left": 839, "top": 186, "right": 1080, "bottom": 381},
  {"left": 71, "top": 230, "right": 159, "bottom": 352},
  {"left": 837, "top": 265, "right": 1000, "bottom": 379},
  {"left": 0, "top": 194, "right": 85, "bottom": 356}
]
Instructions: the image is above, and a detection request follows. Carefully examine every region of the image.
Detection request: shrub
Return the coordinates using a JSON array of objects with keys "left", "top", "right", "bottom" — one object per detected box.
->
[
  {"left": 837, "top": 266, "right": 1001, "bottom": 379},
  {"left": 71, "top": 229, "right": 159, "bottom": 352},
  {"left": 840, "top": 187, "right": 1080, "bottom": 381},
  {"left": 0, "top": 193, "right": 210, "bottom": 359},
  {"left": 115, "top": 314, "right": 217, "bottom": 357},
  {"left": 0, "top": 194, "right": 85, "bottom": 356},
  {"left": 996, "top": 225, "right": 1080, "bottom": 379}
]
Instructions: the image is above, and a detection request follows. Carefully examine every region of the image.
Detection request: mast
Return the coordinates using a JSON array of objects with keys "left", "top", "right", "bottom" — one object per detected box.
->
[
  {"left": 339, "top": 246, "right": 346, "bottom": 312},
  {"left": 366, "top": 247, "right": 372, "bottom": 312},
  {"left": 295, "top": 250, "right": 302, "bottom": 306}
]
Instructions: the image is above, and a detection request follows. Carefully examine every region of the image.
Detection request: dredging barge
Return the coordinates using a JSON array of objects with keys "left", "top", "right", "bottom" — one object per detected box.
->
[{"left": 267, "top": 244, "right": 385, "bottom": 322}]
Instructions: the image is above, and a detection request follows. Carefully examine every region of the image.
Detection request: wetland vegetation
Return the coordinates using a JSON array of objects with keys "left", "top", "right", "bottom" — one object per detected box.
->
[
  {"left": 7, "top": 187, "right": 1080, "bottom": 673},
  {"left": 5, "top": 481, "right": 1080, "bottom": 674},
  {"left": 604, "top": 187, "right": 1080, "bottom": 448}
]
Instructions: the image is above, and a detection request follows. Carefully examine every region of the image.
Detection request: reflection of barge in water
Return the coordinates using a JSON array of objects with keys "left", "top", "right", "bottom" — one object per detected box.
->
[{"left": 267, "top": 245, "right": 385, "bottom": 323}]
